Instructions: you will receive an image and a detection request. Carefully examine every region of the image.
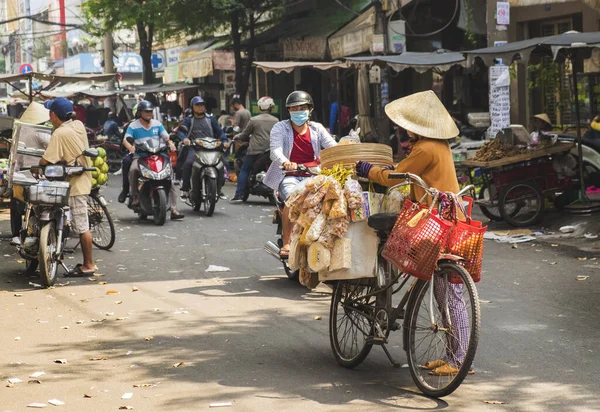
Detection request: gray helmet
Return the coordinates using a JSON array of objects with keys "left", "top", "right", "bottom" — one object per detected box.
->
[
  {"left": 137, "top": 100, "right": 154, "bottom": 112},
  {"left": 285, "top": 90, "right": 313, "bottom": 109}
]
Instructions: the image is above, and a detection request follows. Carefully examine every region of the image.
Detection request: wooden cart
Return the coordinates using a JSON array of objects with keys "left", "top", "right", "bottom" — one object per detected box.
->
[{"left": 459, "top": 143, "right": 576, "bottom": 227}]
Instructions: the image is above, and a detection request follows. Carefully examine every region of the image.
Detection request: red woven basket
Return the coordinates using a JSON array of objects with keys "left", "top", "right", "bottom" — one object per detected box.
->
[
  {"left": 446, "top": 218, "right": 486, "bottom": 283},
  {"left": 382, "top": 199, "right": 454, "bottom": 281}
]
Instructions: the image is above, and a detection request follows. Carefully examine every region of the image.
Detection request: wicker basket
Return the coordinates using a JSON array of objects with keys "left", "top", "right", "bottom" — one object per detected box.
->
[{"left": 321, "top": 144, "right": 393, "bottom": 170}]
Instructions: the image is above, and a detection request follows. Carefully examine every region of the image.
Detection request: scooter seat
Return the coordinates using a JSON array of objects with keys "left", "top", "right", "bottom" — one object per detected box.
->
[{"left": 367, "top": 213, "right": 399, "bottom": 233}]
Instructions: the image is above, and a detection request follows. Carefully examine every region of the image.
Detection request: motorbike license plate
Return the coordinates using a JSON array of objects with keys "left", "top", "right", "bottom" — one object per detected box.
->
[{"left": 98, "top": 196, "right": 108, "bottom": 207}]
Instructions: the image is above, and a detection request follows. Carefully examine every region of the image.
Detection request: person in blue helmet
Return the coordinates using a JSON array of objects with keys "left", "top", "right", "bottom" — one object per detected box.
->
[{"left": 177, "top": 96, "right": 229, "bottom": 198}]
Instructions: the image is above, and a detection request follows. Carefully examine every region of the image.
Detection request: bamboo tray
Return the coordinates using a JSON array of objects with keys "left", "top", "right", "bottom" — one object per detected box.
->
[
  {"left": 321, "top": 143, "right": 393, "bottom": 169},
  {"left": 459, "top": 143, "right": 575, "bottom": 168}
]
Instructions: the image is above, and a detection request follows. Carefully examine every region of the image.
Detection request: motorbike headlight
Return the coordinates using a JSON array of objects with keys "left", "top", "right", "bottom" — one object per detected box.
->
[
  {"left": 157, "top": 163, "right": 171, "bottom": 180},
  {"left": 44, "top": 165, "right": 65, "bottom": 178},
  {"left": 139, "top": 164, "right": 154, "bottom": 179},
  {"left": 201, "top": 140, "right": 217, "bottom": 149}
]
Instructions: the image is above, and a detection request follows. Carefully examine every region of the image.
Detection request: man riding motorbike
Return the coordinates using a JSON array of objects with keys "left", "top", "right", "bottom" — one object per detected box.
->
[
  {"left": 103, "top": 111, "right": 122, "bottom": 140},
  {"left": 230, "top": 96, "right": 279, "bottom": 203},
  {"left": 177, "top": 96, "right": 230, "bottom": 200},
  {"left": 264, "top": 90, "right": 337, "bottom": 257},
  {"left": 122, "top": 100, "right": 184, "bottom": 220}
]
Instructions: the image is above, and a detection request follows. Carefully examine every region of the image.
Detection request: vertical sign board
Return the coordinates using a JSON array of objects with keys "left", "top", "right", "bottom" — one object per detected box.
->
[
  {"left": 488, "top": 65, "right": 511, "bottom": 138},
  {"left": 496, "top": 1, "right": 510, "bottom": 26}
]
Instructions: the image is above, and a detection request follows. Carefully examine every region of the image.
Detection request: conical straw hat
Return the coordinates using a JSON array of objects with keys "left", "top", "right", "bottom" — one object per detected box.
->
[
  {"left": 384, "top": 90, "right": 459, "bottom": 139},
  {"left": 533, "top": 113, "right": 553, "bottom": 127},
  {"left": 19, "top": 102, "right": 49, "bottom": 125}
]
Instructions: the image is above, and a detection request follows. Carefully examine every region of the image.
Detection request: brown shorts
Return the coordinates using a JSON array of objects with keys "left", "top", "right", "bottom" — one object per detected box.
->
[{"left": 69, "top": 195, "right": 89, "bottom": 235}]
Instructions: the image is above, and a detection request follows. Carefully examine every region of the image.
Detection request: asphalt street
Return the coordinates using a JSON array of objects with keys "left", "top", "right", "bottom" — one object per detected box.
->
[{"left": 0, "top": 180, "right": 599, "bottom": 412}]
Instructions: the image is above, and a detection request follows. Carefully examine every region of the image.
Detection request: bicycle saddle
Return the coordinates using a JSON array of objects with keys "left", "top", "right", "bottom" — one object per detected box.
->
[{"left": 368, "top": 213, "right": 399, "bottom": 233}]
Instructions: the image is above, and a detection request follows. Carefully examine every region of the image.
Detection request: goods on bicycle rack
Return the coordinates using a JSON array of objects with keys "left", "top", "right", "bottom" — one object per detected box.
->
[{"left": 91, "top": 147, "right": 110, "bottom": 190}]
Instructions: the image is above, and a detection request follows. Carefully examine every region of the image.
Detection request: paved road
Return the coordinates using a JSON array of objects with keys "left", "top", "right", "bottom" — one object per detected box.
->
[{"left": 0, "top": 180, "right": 599, "bottom": 411}]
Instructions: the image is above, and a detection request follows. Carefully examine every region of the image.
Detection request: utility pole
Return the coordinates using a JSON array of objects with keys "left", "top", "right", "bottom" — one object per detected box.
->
[
  {"left": 103, "top": 32, "right": 116, "bottom": 110},
  {"left": 373, "top": 0, "right": 389, "bottom": 142},
  {"left": 486, "top": 0, "right": 508, "bottom": 47}
]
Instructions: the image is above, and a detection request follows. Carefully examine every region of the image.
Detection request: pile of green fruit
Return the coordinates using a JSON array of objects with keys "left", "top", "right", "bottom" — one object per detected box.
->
[{"left": 91, "top": 147, "right": 110, "bottom": 189}]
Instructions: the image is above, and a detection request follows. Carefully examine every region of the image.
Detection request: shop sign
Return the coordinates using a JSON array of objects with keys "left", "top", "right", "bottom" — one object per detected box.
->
[
  {"left": 212, "top": 51, "right": 235, "bottom": 71},
  {"left": 166, "top": 47, "right": 183, "bottom": 66},
  {"left": 329, "top": 26, "right": 373, "bottom": 59},
  {"left": 488, "top": 65, "right": 511, "bottom": 138},
  {"left": 178, "top": 56, "right": 213, "bottom": 80},
  {"left": 282, "top": 37, "right": 327, "bottom": 60},
  {"left": 496, "top": 1, "right": 510, "bottom": 26},
  {"left": 224, "top": 72, "right": 236, "bottom": 95}
]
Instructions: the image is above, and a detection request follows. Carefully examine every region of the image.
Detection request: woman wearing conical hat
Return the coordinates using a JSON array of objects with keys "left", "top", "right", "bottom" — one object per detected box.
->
[
  {"left": 356, "top": 90, "right": 473, "bottom": 377},
  {"left": 356, "top": 90, "right": 460, "bottom": 200}
]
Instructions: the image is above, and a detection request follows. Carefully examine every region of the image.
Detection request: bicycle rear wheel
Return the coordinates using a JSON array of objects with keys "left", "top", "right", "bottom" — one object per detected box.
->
[
  {"left": 405, "top": 263, "right": 480, "bottom": 398},
  {"left": 88, "top": 193, "right": 116, "bottom": 250},
  {"left": 329, "top": 279, "right": 376, "bottom": 368}
]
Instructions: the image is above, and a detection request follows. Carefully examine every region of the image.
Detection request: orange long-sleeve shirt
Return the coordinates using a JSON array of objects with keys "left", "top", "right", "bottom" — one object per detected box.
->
[{"left": 368, "top": 138, "right": 460, "bottom": 204}]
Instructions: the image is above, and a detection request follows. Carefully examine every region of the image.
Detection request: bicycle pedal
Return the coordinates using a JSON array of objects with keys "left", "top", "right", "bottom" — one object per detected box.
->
[{"left": 367, "top": 336, "right": 387, "bottom": 345}]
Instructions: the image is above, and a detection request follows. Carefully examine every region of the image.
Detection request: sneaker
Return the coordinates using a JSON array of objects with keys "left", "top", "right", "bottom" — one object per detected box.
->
[
  {"left": 118, "top": 190, "right": 128, "bottom": 204},
  {"left": 10, "top": 236, "right": 21, "bottom": 246},
  {"left": 230, "top": 196, "right": 243, "bottom": 204},
  {"left": 170, "top": 210, "right": 185, "bottom": 220},
  {"left": 219, "top": 192, "right": 228, "bottom": 200},
  {"left": 113, "top": 168, "right": 122, "bottom": 176},
  {"left": 180, "top": 191, "right": 190, "bottom": 202}
]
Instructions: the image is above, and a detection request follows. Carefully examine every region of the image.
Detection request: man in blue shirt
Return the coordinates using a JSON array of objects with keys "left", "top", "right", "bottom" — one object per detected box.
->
[
  {"left": 123, "top": 100, "right": 184, "bottom": 220},
  {"left": 103, "top": 111, "right": 121, "bottom": 140}
]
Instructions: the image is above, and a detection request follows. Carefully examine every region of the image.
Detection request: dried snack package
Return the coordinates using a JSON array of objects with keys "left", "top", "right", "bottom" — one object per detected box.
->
[
  {"left": 330, "top": 216, "right": 350, "bottom": 238},
  {"left": 329, "top": 237, "right": 352, "bottom": 271},
  {"left": 307, "top": 242, "right": 331, "bottom": 272},
  {"left": 288, "top": 235, "right": 302, "bottom": 271},
  {"left": 303, "top": 183, "right": 328, "bottom": 209},
  {"left": 306, "top": 212, "right": 326, "bottom": 242},
  {"left": 350, "top": 192, "right": 371, "bottom": 222},
  {"left": 329, "top": 193, "right": 348, "bottom": 219}
]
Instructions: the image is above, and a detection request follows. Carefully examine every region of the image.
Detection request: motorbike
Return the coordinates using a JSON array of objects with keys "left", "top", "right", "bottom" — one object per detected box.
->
[
  {"left": 16, "top": 149, "right": 98, "bottom": 287},
  {"left": 264, "top": 164, "right": 320, "bottom": 281},
  {"left": 184, "top": 135, "right": 225, "bottom": 216},
  {"left": 240, "top": 150, "right": 275, "bottom": 204},
  {"left": 127, "top": 139, "right": 173, "bottom": 225}
]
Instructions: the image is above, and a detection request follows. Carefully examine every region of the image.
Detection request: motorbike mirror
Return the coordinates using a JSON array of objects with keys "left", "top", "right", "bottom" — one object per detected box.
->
[
  {"left": 83, "top": 148, "right": 99, "bottom": 158},
  {"left": 179, "top": 124, "right": 189, "bottom": 134}
]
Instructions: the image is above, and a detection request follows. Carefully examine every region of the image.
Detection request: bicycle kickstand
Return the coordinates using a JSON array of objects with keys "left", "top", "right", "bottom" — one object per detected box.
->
[{"left": 381, "top": 344, "right": 402, "bottom": 368}]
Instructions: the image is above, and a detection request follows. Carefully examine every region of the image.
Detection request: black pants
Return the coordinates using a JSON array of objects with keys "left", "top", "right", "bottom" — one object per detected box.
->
[{"left": 121, "top": 154, "right": 133, "bottom": 194}]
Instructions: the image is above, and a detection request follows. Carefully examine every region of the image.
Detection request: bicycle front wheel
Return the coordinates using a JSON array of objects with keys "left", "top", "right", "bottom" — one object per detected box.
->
[
  {"left": 329, "top": 279, "right": 376, "bottom": 368},
  {"left": 88, "top": 193, "right": 116, "bottom": 250},
  {"left": 405, "top": 263, "right": 480, "bottom": 398}
]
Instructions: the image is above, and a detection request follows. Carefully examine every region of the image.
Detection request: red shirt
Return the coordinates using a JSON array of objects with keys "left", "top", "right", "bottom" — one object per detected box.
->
[{"left": 289, "top": 127, "right": 315, "bottom": 165}]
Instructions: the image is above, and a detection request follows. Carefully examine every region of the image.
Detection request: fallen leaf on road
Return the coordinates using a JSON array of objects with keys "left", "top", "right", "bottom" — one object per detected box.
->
[
  {"left": 14, "top": 293, "right": 23, "bottom": 297},
  {"left": 76, "top": 320, "right": 85, "bottom": 324},
  {"left": 577, "top": 276, "right": 590, "bottom": 281},
  {"left": 153, "top": 308, "right": 161, "bottom": 312},
  {"left": 28, "top": 380, "right": 42, "bottom": 384},
  {"left": 115, "top": 300, "right": 123, "bottom": 304},
  {"left": 551, "top": 244, "right": 559, "bottom": 247},
  {"left": 83, "top": 394, "right": 93, "bottom": 398},
  {"left": 47, "top": 399, "right": 65, "bottom": 406},
  {"left": 54, "top": 359, "right": 67, "bottom": 364},
  {"left": 61, "top": 326, "right": 69, "bottom": 329},
  {"left": 95, "top": 273, "right": 104, "bottom": 277},
  {"left": 577, "top": 257, "right": 588, "bottom": 261},
  {"left": 144, "top": 336, "right": 153, "bottom": 341},
  {"left": 484, "top": 400, "right": 506, "bottom": 404},
  {"left": 91, "top": 319, "right": 105, "bottom": 323},
  {"left": 132, "top": 287, "right": 139, "bottom": 292},
  {"left": 87, "top": 277, "right": 97, "bottom": 282},
  {"left": 89, "top": 357, "right": 108, "bottom": 361},
  {"left": 80, "top": 299, "right": 89, "bottom": 303},
  {"left": 98, "top": 281, "right": 108, "bottom": 285},
  {"left": 119, "top": 407, "right": 133, "bottom": 410},
  {"left": 133, "top": 383, "right": 153, "bottom": 388},
  {"left": 314, "top": 316, "right": 322, "bottom": 320},
  {"left": 30, "top": 372, "right": 45, "bottom": 378},
  {"left": 511, "top": 244, "right": 518, "bottom": 249},
  {"left": 6, "top": 383, "right": 14, "bottom": 388},
  {"left": 16, "top": 259, "right": 25, "bottom": 263},
  {"left": 550, "top": 262, "right": 557, "bottom": 265},
  {"left": 116, "top": 317, "right": 128, "bottom": 321},
  {"left": 105, "top": 312, "right": 115, "bottom": 316},
  {"left": 173, "top": 362, "right": 185, "bottom": 368},
  {"left": 106, "top": 290, "right": 119, "bottom": 295},
  {"left": 27, "top": 403, "right": 47, "bottom": 408}
]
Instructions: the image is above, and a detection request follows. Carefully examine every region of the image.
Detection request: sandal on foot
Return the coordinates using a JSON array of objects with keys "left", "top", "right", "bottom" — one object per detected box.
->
[
  {"left": 421, "top": 360, "right": 447, "bottom": 370},
  {"left": 64, "top": 264, "right": 95, "bottom": 278}
]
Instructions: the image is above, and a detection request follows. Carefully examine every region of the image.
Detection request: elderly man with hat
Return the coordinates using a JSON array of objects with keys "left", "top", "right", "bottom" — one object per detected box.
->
[
  {"left": 356, "top": 90, "right": 473, "bottom": 377},
  {"left": 39, "top": 97, "right": 95, "bottom": 277}
]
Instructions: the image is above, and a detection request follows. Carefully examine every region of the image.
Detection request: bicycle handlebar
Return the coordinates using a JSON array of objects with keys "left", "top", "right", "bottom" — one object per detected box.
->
[{"left": 388, "top": 172, "right": 475, "bottom": 199}]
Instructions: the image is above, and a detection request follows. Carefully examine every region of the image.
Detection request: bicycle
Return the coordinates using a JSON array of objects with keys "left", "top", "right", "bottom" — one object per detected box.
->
[
  {"left": 328, "top": 172, "right": 481, "bottom": 398},
  {"left": 87, "top": 187, "right": 116, "bottom": 250}
]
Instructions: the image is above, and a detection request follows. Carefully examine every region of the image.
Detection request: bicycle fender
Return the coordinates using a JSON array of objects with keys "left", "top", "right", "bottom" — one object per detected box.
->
[{"left": 437, "top": 253, "right": 465, "bottom": 263}]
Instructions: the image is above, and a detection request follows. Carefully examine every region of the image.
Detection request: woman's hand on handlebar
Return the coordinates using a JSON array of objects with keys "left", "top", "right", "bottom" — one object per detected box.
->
[{"left": 282, "top": 161, "right": 298, "bottom": 171}]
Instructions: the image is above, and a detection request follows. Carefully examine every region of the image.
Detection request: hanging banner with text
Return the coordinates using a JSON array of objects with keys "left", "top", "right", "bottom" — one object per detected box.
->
[{"left": 488, "top": 65, "right": 511, "bottom": 138}]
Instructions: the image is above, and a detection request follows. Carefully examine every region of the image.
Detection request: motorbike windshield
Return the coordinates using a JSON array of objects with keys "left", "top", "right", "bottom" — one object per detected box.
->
[{"left": 136, "top": 138, "right": 166, "bottom": 154}]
